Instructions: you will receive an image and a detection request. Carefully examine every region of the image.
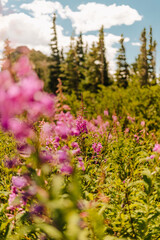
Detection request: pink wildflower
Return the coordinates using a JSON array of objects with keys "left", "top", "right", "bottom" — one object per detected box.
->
[
  {"left": 92, "top": 142, "right": 103, "bottom": 154},
  {"left": 141, "top": 121, "right": 145, "bottom": 127},
  {"left": 71, "top": 142, "right": 79, "bottom": 148},
  {"left": 12, "top": 176, "right": 28, "bottom": 189},
  {"left": 4, "top": 157, "right": 19, "bottom": 168},
  {"left": 58, "top": 150, "right": 69, "bottom": 164},
  {"left": 112, "top": 115, "right": 118, "bottom": 122},
  {"left": 153, "top": 144, "right": 160, "bottom": 153},
  {"left": 60, "top": 165, "right": 73, "bottom": 174},
  {"left": 55, "top": 122, "right": 70, "bottom": 139},
  {"left": 76, "top": 116, "right": 88, "bottom": 134},
  {"left": 78, "top": 157, "right": 85, "bottom": 171},
  {"left": 127, "top": 116, "right": 135, "bottom": 123},
  {"left": 13, "top": 55, "right": 32, "bottom": 78},
  {"left": 104, "top": 110, "right": 109, "bottom": 116}
]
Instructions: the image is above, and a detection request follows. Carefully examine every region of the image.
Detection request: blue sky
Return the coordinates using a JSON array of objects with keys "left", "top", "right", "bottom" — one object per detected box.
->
[{"left": 0, "top": 0, "right": 159, "bottom": 74}]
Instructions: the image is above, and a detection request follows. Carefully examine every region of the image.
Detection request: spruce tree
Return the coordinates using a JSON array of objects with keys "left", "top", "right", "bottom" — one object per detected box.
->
[
  {"left": 84, "top": 26, "right": 110, "bottom": 92},
  {"left": 97, "top": 26, "right": 109, "bottom": 86},
  {"left": 49, "top": 13, "right": 60, "bottom": 93},
  {"left": 115, "top": 34, "right": 129, "bottom": 88},
  {"left": 138, "top": 28, "right": 148, "bottom": 86},
  {"left": 148, "top": 27, "right": 156, "bottom": 83},
  {"left": 84, "top": 42, "right": 100, "bottom": 92},
  {"left": 60, "top": 36, "right": 79, "bottom": 93},
  {"left": 75, "top": 32, "right": 85, "bottom": 86}
]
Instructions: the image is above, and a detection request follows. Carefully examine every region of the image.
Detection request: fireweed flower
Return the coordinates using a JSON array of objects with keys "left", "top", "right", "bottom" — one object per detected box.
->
[
  {"left": 153, "top": 144, "right": 160, "bottom": 153},
  {"left": 8, "top": 186, "right": 26, "bottom": 211},
  {"left": 112, "top": 115, "right": 118, "bottom": 122},
  {"left": 71, "top": 142, "right": 79, "bottom": 149},
  {"left": 92, "top": 142, "right": 103, "bottom": 154},
  {"left": 39, "top": 150, "right": 53, "bottom": 163},
  {"left": 58, "top": 150, "right": 69, "bottom": 164},
  {"left": 104, "top": 110, "right": 109, "bottom": 116},
  {"left": 4, "top": 157, "right": 19, "bottom": 168},
  {"left": 0, "top": 56, "right": 55, "bottom": 140},
  {"left": 78, "top": 157, "right": 85, "bottom": 171},
  {"left": 127, "top": 116, "right": 135, "bottom": 123},
  {"left": 60, "top": 165, "right": 73, "bottom": 174},
  {"left": 12, "top": 55, "right": 33, "bottom": 78},
  {"left": 57, "top": 150, "right": 73, "bottom": 174},
  {"left": 12, "top": 176, "right": 28, "bottom": 189},
  {"left": 76, "top": 116, "right": 88, "bottom": 134},
  {"left": 17, "top": 143, "right": 34, "bottom": 157},
  {"left": 7, "top": 118, "right": 33, "bottom": 140},
  {"left": 8, "top": 186, "right": 19, "bottom": 210},
  {"left": 124, "top": 128, "right": 130, "bottom": 133},
  {"left": 55, "top": 122, "right": 70, "bottom": 139},
  {"left": 141, "top": 121, "right": 145, "bottom": 127},
  {"left": 72, "top": 148, "right": 81, "bottom": 156},
  {"left": 31, "top": 204, "right": 45, "bottom": 216}
]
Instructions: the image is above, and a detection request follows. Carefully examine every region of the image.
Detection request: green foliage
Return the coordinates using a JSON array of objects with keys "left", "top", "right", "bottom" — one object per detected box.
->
[
  {"left": 138, "top": 28, "right": 148, "bottom": 86},
  {"left": 49, "top": 13, "right": 61, "bottom": 93},
  {"left": 148, "top": 27, "right": 157, "bottom": 84},
  {"left": 115, "top": 34, "right": 129, "bottom": 88},
  {"left": 60, "top": 36, "right": 81, "bottom": 94},
  {"left": 65, "top": 84, "right": 160, "bottom": 133}
]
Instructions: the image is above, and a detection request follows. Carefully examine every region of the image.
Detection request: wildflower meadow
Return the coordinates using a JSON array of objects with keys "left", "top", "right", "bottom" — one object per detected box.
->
[{"left": 0, "top": 55, "right": 160, "bottom": 240}]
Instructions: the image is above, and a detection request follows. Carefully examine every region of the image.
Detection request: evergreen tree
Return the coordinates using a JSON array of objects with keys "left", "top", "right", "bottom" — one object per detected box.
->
[
  {"left": 115, "top": 34, "right": 129, "bottom": 88},
  {"left": 148, "top": 27, "right": 156, "bottom": 83},
  {"left": 75, "top": 32, "right": 85, "bottom": 86},
  {"left": 84, "top": 26, "right": 110, "bottom": 92},
  {"left": 60, "top": 36, "right": 80, "bottom": 93},
  {"left": 97, "top": 26, "right": 109, "bottom": 86},
  {"left": 138, "top": 28, "right": 148, "bottom": 86},
  {"left": 84, "top": 42, "right": 101, "bottom": 92},
  {"left": 49, "top": 13, "right": 60, "bottom": 93}
]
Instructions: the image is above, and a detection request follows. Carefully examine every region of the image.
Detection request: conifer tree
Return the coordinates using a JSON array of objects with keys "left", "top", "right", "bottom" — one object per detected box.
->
[
  {"left": 138, "top": 28, "right": 148, "bottom": 86},
  {"left": 115, "top": 34, "right": 129, "bottom": 88},
  {"left": 97, "top": 26, "right": 109, "bottom": 86},
  {"left": 75, "top": 32, "right": 85, "bottom": 85},
  {"left": 84, "top": 26, "right": 110, "bottom": 92},
  {"left": 148, "top": 27, "right": 156, "bottom": 83},
  {"left": 60, "top": 36, "right": 79, "bottom": 93},
  {"left": 49, "top": 13, "right": 60, "bottom": 93},
  {"left": 84, "top": 42, "right": 100, "bottom": 92}
]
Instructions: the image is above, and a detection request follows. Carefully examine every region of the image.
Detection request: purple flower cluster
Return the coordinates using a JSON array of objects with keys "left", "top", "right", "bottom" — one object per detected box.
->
[
  {"left": 92, "top": 142, "right": 103, "bottom": 154},
  {"left": 76, "top": 116, "right": 88, "bottom": 134},
  {"left": 153, "top": 143, "right": 160, "bottom": 153},
  {"left": 0, "top": 56, "right": 55, "bottom": 140}
]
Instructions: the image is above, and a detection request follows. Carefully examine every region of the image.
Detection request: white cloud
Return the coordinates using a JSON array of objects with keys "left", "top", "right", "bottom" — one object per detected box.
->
[
  {"left": 1, "top": 0, "right": 8, "bottom": 6},
  {"left": 0, "top": 11, "right": 70, "bottom": 56},
  {"left": 0, "top": 1, "right": 133, "bottom": 74},
  {"left": 0, "top": 13, "right": 51, "bottom": 46},
  {"left": 132, "top": 42, "right": 141, "bottom": 46},
  {"left": 20, "top": 1, "right": 142, "bottom": 34},
  {"left": 63, "top": 3, "right": 142, "bottom": 33},
  {"left": 20, "top": 0, "right": 66, "bottom": 18}
]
